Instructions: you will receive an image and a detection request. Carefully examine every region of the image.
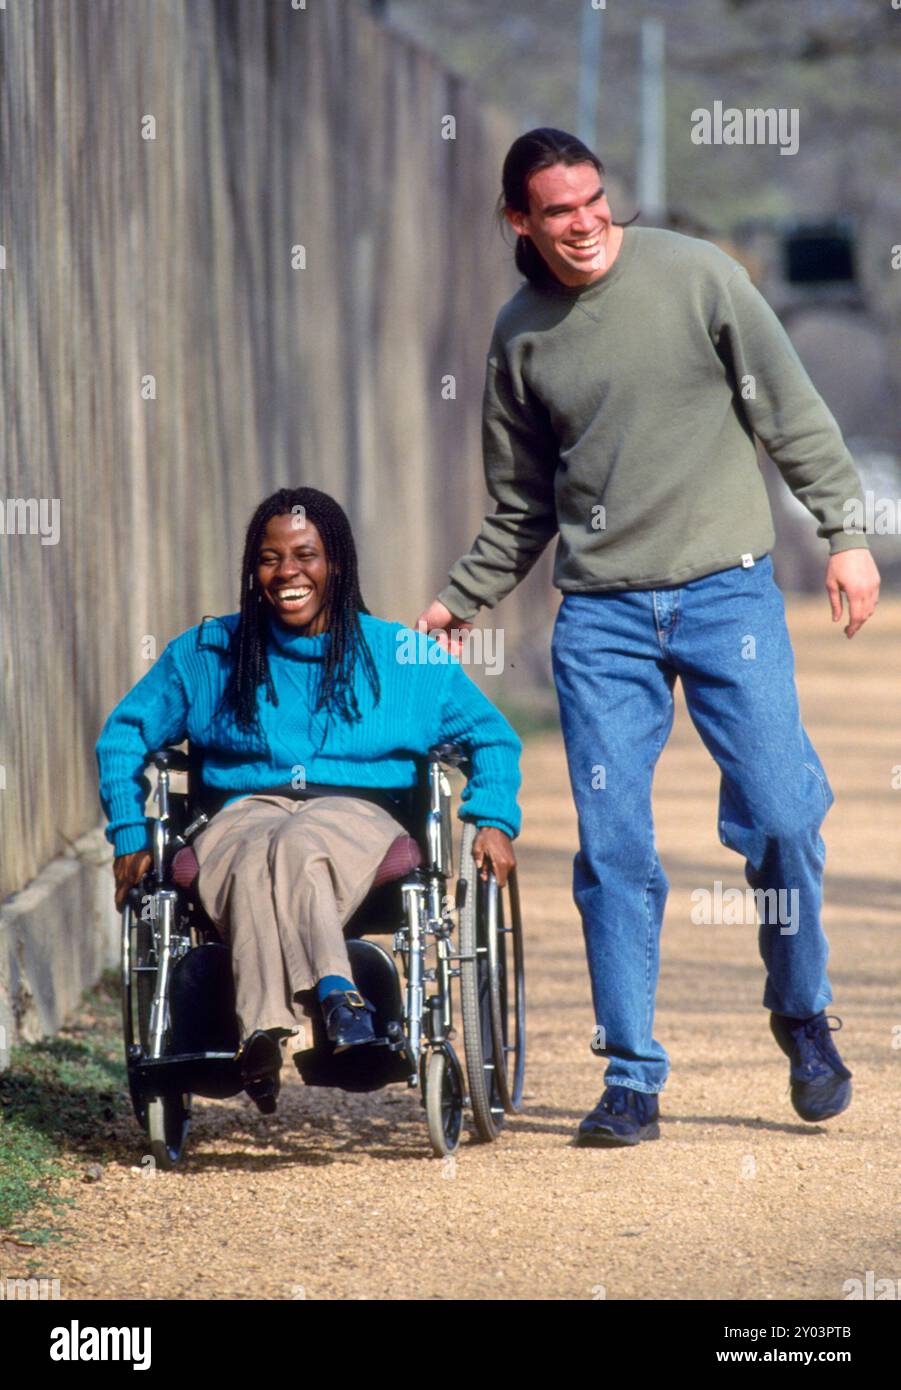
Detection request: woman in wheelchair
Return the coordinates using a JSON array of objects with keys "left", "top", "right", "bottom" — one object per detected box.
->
[{"left": 97, "top": 486, "right": 521, "bottom": 1115}]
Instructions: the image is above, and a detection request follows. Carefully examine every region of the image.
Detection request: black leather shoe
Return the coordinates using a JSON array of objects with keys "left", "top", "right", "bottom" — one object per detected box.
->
[
  {"left": 236, "top": 1030, "right": 284, "bottom": 1113},
  {"left": 245, "top": 1073, "right": 280, "bottom": 1115},
  {"left": 321, "top": 989, "right": 377, "bottom": 1054}
]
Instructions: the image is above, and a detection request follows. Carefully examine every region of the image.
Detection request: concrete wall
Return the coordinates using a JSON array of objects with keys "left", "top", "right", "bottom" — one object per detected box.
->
[{"left": 0, "top": 0, "right": 556, "bottom": 1048}]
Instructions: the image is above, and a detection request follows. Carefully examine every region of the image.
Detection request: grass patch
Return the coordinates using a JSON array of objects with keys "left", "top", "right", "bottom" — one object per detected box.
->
[{"left": 0, "top": 970, "right": 127, "bottom": 1245}]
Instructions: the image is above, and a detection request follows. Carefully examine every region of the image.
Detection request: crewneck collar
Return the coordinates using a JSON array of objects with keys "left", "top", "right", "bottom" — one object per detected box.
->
[
  {"left": 531, "top": 224, "right": 639, "bottom": 300},
  {"left": 267, "top": 614, "right": 331, "bottom": 660}
]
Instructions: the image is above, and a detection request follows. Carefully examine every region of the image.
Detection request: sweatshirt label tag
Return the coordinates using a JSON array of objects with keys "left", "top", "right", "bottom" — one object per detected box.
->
[{"left": 740, "top": 553, "right": 755, "bottom": 568}]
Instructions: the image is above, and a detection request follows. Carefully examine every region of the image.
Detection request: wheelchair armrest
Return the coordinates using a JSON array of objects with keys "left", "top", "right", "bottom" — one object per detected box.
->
[
  {"left": 145, "top": 747, "right": 192, "bottom": 772},
  {"left": 428, "top": 741, "right": 469, "bottom": 770}
]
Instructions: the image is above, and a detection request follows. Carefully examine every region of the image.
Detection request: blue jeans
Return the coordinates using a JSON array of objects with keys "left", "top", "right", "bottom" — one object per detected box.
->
[{"left": 550, "top": 555, "right": 835, "bottom": 1095}]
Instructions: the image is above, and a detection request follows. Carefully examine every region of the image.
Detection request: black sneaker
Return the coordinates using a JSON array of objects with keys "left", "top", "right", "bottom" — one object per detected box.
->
[
  {"left": 770, "top": 1010, "right": 852, "bottom": 1122},
  {"left": 576, "top": 1084, "right": 661, "bottom": 1147}
]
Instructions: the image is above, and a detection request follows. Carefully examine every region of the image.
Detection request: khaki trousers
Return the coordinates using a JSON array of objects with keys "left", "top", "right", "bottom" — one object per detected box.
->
[{"left": 191, "top": 794, "right": 408, "bottom": 1041}]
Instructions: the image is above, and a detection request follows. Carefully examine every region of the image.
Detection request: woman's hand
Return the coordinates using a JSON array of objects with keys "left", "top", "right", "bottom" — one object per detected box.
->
[
  {"left": 113, "top": 850, "right": 152, "bottom": 911},
  {"left": 471, "top": 826, "right": 515, "bottom": 889}
]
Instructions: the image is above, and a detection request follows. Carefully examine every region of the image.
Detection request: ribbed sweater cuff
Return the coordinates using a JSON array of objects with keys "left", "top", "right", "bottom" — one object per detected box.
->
[
  {"left": 436, "top": 582, "right": 484, "bottom": 625},
  {"left": 473, "top": 817, "right": 519, "bottom": 840},
  {"left": 827, "top": 531, "right": 871, "bottom": 555},
  {"left": 110, "top": 822, "right": 151, "bottom": 857}
]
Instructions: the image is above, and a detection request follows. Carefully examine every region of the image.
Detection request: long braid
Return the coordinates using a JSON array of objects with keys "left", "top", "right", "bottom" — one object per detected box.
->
[{"left": 216, "top": 487, "right": 381, "bottom": 736}]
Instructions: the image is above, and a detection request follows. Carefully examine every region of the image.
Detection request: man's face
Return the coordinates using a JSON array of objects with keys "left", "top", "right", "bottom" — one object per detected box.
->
[{"left": 505, "top": 161, "right": 616, "bottom": 286}]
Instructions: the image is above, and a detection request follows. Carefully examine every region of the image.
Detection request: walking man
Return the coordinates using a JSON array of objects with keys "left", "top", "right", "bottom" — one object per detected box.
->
[{"left": 417, "top": 128, "right": 880, "bottom": 1147}]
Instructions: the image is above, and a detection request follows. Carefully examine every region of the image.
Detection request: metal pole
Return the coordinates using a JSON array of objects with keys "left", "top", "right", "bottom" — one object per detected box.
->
[
  {"left": 638, "top": 18, "right": 666, "bottom": 220},
  {"left": 577, "top": 1, "right": 604, "bottom": 149}
]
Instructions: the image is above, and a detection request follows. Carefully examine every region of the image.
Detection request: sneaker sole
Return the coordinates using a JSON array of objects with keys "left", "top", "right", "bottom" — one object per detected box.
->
[
  {"left": 791, "top": 1079, "right": 852, "bottom": 1123},
  {"left": 576, "top": 1120, "right": 661, "bottom": 1148}
]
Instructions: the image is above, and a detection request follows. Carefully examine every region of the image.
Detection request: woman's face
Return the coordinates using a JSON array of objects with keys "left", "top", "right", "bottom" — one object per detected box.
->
[{"left": 255, "top": 512, "right": 331, "bottom": 634}]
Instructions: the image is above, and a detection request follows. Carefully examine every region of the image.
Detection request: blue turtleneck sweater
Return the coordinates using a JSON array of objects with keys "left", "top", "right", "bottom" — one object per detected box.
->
[{"left": 96, "top": 612, "right": 522, "bottom": 857}]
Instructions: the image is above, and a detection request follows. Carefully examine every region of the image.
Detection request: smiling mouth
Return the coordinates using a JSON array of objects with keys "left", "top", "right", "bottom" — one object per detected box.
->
[
  {"left": 273, "top": 585, "right": 313, "bottom": 609},
  {"left": 564, "top": 233, "right": 604, "bottom": 251}
]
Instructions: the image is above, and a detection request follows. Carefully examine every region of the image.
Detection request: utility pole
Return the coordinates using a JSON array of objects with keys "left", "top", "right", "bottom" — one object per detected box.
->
[
  {"left": 638, "top": 18, "right": 666, "bottom": 221},
  {"left": 577, "top": 1, "right": 605, "bottom": 149}
]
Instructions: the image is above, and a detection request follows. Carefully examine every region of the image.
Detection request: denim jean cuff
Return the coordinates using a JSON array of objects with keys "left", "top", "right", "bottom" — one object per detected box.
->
[
  {"left": 602, "top": 1075, "right": 665, "bottom": 1095},
  {"left": 763, "top": 983, "right": 833, "bottom": 1017}
]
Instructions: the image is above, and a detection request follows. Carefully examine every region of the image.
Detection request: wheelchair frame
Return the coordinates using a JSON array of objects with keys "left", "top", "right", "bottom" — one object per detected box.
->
[{"left": 121, "top": 743, "right": 525, "bottom": 1167}]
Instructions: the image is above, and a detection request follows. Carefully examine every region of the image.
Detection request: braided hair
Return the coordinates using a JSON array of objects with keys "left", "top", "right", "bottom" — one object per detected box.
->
[{"left": 217, "top": 487, "right": 381, "bottom": 737}]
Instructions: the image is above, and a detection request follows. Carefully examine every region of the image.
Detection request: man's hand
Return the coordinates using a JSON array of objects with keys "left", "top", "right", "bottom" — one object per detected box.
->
[
  {"left": 415, "top": 599, "right": 473, "bottom": 657},
  {"left": 471, "top": 826, "right": 515, "bottom": 889},
  {"left": 113, "top": 850, "right": 152, "bottom": 910},
  {"left": 826, "top": 549, "right": 880, "bottom": 638}
]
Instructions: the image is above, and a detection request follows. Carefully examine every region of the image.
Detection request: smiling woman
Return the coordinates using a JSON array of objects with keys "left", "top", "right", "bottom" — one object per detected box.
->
[
  {"left": 220, "top": 488, "right": 383, "bottom": 735},
  {"left": 95, "top": 486, "right": 522, "bottom": 1114},
  {"left": 259, "top": 510, "right": 329, "bottom": 625}
]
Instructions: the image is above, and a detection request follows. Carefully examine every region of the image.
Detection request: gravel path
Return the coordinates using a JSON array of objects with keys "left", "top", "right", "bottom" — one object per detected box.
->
[{"left": 22, "top": 599, "right": 901, "bottom": 1300}]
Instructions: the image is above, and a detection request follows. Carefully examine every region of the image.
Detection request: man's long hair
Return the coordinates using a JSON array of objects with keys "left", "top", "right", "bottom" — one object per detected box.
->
[
  {"left": 217, "top": 487, "right": 381, "bottom": 736},
  {"left": 497, "top": 127, "right": 639, "bottom": 285}
]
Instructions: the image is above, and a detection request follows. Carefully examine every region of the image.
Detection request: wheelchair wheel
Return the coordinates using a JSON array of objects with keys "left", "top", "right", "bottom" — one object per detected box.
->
[
  {"left": 121, "top": 900, "right": 192, "bottom": 1168},
  {"left": 121, "top": 902, "right": 150, "bottom": 1129},
  {"left": 424, "top": 1043, "right": 464, "bottom": 1157},
  {"left": 458, "top": 821, "right": 526, "bottom": 1142}
]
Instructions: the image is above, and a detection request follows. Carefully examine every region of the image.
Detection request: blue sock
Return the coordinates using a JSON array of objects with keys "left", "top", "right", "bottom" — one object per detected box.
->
[{"left": 316, "top": 974, "right": 355, "bottom": 1003}]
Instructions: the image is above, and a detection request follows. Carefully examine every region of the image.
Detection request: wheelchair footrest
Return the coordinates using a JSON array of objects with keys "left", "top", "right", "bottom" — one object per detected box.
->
[
  {"left": 293, "top": 1042, "right": 411, "bottom": 1093},
  {"left": 292, "top": 935, "right": 412, "bottom": 1092},
  {"left": 130, "top": 1052, "right": 245, "bottom": 1100}
]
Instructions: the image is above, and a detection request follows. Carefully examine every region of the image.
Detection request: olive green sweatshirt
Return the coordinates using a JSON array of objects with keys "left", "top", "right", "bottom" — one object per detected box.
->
[{"left": 438, "top": 226, "right": 869, "bottom": 622}]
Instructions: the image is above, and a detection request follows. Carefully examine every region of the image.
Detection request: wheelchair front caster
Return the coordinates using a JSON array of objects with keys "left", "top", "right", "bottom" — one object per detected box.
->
[
  {"left": 424, "top": 1043, "right": 464, "bottom": 1157},
  {"left": 146, "top": 1091, "right": 192, "bottom": 1170}
]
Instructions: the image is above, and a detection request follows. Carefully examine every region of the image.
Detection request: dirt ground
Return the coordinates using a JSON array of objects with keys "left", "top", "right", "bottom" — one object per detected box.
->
[{"left": 18, "top": 598, "right": 901, "bottom": 1300}]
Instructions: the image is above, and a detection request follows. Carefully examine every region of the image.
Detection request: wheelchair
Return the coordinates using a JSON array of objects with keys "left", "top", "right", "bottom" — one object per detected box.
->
[{"left": 121, "top": 742, "right": 525, "bottom": 1168}]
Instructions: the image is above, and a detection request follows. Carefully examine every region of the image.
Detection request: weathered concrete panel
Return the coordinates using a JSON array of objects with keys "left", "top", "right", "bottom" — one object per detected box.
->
[{"left": 1, "top": 0, "right": 548, "bottom": 907}]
